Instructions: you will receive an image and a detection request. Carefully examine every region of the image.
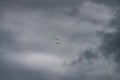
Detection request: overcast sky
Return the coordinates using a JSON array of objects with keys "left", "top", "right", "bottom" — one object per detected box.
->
[{"left": 0, "top": 0, "right": 119, "bottom": 80}]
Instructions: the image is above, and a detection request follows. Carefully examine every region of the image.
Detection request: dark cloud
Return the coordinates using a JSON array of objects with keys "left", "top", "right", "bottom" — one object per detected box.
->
[
  {"left": 0, "top": 64, "right": 50, "bottom": 80},
  {"left": 70, "top": 48, "right": 98, "bottom": 66},
  {"left": 95, "top": 0, "right": 120, "bottom": 64},
  {"left": 82, "top": 48, "right": 98, "bottom": 60},
  {"left": 92, "top": 0, "right": 120, "bottom": 7},
  {"left": 0, "top": 0, "right": 118, "bottom": 80},
  {"left": 0, "top": 0, "right": 86, "bottom": 8},
  {"left": 100, "top": 23, "right": 120, "bottom": 63}
]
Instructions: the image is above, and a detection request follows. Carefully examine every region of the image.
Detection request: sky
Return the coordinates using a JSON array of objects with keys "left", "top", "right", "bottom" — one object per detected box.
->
[{"left": 0, "top": 0, "right": 119, "bottom": 80}]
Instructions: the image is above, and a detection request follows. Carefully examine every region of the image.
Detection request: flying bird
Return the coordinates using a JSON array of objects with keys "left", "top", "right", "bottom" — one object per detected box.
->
[
  {"left": 55, "top": 42, "right": 60, "bottom": 44},
  {"left": 54, "top": 38, "right": 61, "bottom": 45}
]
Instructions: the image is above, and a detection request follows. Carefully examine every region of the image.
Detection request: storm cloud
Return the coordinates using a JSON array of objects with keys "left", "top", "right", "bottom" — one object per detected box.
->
[{"left": 0, "top": 0, "right": 118, "bottom": 80}]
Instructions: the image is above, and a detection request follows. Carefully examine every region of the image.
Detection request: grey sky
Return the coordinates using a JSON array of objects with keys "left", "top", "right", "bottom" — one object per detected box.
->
[{"left": 0, "top": 0, "right": 118, "bottom": 80}]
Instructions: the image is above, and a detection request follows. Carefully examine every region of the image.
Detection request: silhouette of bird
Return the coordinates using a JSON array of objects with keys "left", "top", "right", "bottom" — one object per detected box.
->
[
  {"left": 54, "top": 38, "right": 61, "bottom": 45},
  {"left": 55, "top": 42, "right": 60, "bottom": 44}
]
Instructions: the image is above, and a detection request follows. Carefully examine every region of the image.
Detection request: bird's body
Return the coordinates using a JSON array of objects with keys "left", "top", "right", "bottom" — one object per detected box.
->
[{"left": 55, "top": 42, "right": 60, "bottom": 44}]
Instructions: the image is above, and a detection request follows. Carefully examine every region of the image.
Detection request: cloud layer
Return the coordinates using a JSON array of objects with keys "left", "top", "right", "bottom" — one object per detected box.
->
[{"left": 0, "top": 0, "right": 118, "bottom": 80}]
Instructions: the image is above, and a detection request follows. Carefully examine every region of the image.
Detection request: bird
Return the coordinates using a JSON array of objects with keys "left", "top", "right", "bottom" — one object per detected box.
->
[
  {"left": 54, "top": 38, "right": 61, "bottom": 45},
  {"left": 55, "top": 42, "right": 60, "bottom": 44}
]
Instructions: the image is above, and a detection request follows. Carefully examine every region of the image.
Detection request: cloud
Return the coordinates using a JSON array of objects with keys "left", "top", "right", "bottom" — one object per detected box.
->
[
  {"left": 93, "top": 0, "right": 120, "bottom": 7},
  {"left": 95, "top": 0, "right": 120, "bottom": 64},
  {"left": 0, "top": 0, "right": 85, "bottom": 8},
  {"left": 5, "top": 52, "right": 67, "bottom": 73},
  {"left": 0, "top": 0, "right": 116, "bottom": 80}
]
